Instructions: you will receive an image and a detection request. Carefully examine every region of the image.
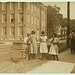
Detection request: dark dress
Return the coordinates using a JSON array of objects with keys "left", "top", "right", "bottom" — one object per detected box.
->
[{"left": 70, "top": 33, "right": 75, "bottom": 54}]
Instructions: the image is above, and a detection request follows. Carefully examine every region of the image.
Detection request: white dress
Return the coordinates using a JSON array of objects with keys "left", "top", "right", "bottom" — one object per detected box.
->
[
  {"left": 49, "top": 37, "right": 59, "bottom": 55},
  {"left": 40, "top": 36, "right": 48, "bottom": 53}
]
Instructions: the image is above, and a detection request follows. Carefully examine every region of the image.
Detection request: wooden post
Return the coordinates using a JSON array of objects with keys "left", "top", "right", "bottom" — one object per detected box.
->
[{"left": 67, "top": 2, "right": 70, "bottom": 47}]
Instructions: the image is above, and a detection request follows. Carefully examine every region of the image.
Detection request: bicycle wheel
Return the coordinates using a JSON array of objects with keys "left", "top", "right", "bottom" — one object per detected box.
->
[
  {"left": 23, "top": 49, "right": 28, "bottom": 60},
  {"left": 20, "top": 48, "right": 28, "bottom": 61},
  {"left": 9, "top": 48, "right": 21, "bottom": 62}
]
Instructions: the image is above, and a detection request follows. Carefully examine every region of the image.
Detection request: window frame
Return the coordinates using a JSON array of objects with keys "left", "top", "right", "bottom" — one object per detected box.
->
[
  {"left": 2, "top": 14, "right": 6, "bottom": 23},
  {"left": 10, "top": 14, "right": 15, "bottom": 23},
  {"left": 2, "top": 27, "right": 6, "bottom": 36},
  {"left": 10, "top": 2, "right": 15, "bottom": 10},
  {"left": 2, "top": 3, "right": 7, "bottom": 11},
  {"left": 18, "top": 2, "right": 23, "bottom": 10},
  {"left": 18, "top": 26, "right": 23, "bottom": 36},
  {"left": 10, "top": 27, "right": 15, "bottom": 36},
  {"left": 18, "top": 13, "right": 23, "bottom": 23}
]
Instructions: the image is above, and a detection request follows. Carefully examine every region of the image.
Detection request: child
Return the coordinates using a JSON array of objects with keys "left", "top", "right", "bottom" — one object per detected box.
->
[
  {"left": 49, "top": 33, "right": 59, "bottom": 61},
  {"left": 27, "top": 30, "right": 37, "bottom": 59},
  {"left": 40, "top": 31, "right": 48, "bottom": 59}
]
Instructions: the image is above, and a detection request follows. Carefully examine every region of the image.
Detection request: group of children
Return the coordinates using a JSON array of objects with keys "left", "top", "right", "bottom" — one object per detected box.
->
[{"left": 24, "top": 30, "right": 59, "bottom": 61}]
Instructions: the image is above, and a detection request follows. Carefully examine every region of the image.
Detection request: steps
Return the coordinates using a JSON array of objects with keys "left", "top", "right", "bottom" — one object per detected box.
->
[{"left": 0, "top": 44, "right": 13, "bottom": 60}]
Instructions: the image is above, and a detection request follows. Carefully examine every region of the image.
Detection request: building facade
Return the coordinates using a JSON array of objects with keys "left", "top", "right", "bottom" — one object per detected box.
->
[{"left": 0, "top": 2, "right": 47, "bottom": 41}]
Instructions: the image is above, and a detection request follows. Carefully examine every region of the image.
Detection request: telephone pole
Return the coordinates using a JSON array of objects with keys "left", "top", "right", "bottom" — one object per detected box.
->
[{"left": 67, "top": 2, "right": 70, "bottom": 47}]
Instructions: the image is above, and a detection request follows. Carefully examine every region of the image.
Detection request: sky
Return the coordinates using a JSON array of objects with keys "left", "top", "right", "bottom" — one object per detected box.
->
[{"left": 42, "top": 2, "right": 75, "bottom": 20}]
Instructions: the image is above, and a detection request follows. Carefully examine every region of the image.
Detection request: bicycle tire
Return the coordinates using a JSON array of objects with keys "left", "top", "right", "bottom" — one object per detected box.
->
[
  {"left": 9, "top": 48, "right": 20, "bottom": 62},
  {"left": 23, "top": 50, "right": 28, "bottom": 60}
]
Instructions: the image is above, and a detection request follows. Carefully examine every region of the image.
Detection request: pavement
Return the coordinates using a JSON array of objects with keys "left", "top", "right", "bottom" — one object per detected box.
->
[
  {"left": 27, "top": 49, "right": 75, "bottom": 73},
  {"left": 28, "top": 61, "right": 75, "bottom": 73},
  {"left": 59, "top": 48, "right": 75, "bottom": 63}
]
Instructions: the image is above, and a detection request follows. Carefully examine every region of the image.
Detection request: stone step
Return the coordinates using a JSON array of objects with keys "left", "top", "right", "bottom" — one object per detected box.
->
[{"left": 0, "top": 44, "right": 12, "bottom": 60}]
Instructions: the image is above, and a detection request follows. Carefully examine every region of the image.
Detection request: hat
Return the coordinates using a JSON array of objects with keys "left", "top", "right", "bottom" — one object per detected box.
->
[
  {"left": 41, "top": 31, "right": 45, "bottom": 35},
  {"left": 31, "top": 30, "right": 35, "bottom": 34}
]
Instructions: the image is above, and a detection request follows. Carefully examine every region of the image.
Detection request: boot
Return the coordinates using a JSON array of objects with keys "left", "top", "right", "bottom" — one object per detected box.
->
[
  {"left": 42, "top": 53, "right": 44, "bottom": 60},
  {"left": 56, "top": 55, "right": 59, "bottom": 61},
  {"left": 53, "top": 55, "right": 55, "bottom": 60}
]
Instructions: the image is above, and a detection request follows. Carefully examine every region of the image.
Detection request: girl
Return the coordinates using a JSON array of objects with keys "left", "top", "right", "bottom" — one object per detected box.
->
[
  {"left": 40, "top": 31, "right": 48, "bottom": 59},
  {"left": 49, "top": 33, "right": 59, "bottom": 61}
]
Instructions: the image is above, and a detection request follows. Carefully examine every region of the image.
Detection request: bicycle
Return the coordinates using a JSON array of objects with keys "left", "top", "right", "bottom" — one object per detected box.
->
[{"left": 9, "top": 42, "right": 29, "bottom": 62}]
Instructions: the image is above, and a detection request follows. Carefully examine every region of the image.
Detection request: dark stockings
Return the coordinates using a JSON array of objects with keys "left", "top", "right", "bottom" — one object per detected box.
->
[{"left": 53, "top": 55, "right": 59, "bottom": 61}]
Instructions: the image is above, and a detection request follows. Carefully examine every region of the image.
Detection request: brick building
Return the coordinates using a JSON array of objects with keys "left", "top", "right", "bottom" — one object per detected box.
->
[{"left": 0, "top": 2, "right": 47, "bottom": 41}]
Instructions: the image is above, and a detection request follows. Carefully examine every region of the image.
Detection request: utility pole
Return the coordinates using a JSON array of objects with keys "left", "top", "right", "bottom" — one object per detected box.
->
[{"left": 67, "top": 2, "right": 70, "bottom": 47}]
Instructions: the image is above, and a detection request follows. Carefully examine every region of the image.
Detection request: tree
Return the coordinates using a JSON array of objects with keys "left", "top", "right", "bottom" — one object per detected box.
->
[
  {"left": 70, "top": 19, "right": 75, "bottom": 31},
  {"left": 47, "top": 5, "right": 63, "bottom": 38}
]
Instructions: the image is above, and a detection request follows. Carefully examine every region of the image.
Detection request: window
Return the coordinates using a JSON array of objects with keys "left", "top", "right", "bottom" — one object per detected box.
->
[
  {"left": 18, "top": 26, "right": 23, "bottom": 35},
  {"left": 10, "top": 2, "right": 15, "bottom": 10},
  {"left": 34, "top": 6, "right": 36, "bottom": 12},
  {"left": 31, "top": 16, "right": 33, "bottom": 24},
  {"left": 10, "top": 27, "right": 14, "bottom": 36},
  {"left": 44, "top": 12, "right": 46, "bottom": 21},
  {"left": 28, "top": 3, "right": 30, "bottom": 10},
  {"left": 36, "top": 30, "right": 39, "bottom": 41},
  {"left": 27, "top": 27, "right": 30, "bottom": 33},
  {"left": 42, "top": 21, "right": 43, "bottom": 28},
  {"left": 34, "top": 17, "right": 36, "bottom": 25},
  {"left": 2, "top": 3, "right": 6, "bottom": 11},
  {"left": 18, "top": 2, "right": 23, "bottom": 10},
  {"left": 18, "top": 13, "right": 23, "bottom": 22},
  {"left": 2, "top": 14, "right": 6, "bottom": 23},
  {"left": 43, "top": 22, "right": 45, "bottom": 31},
  {"left": 37, "top": 18, "right": 39, "bottom": 25},
  {"left": 28, "top": 14, "right": 30, "bottom": 23},
  {"left": 42, "top": 11, "right": 44, "bottom": 16},
  {"left": 31, "top": 4, "right": 33, "bottom": 12},
  {"left": 10, "top": 14, "right": 14, "bottom": 23},
  {"left": 37, "top": 7, "right": 40, "bottom": 13},
  {"left": 2, "top": 27, "right": 6, "bottom": 36}
]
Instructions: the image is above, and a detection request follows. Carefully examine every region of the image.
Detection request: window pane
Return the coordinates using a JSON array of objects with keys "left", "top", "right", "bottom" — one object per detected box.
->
[
  {"left": 37, "top": 7, "right": 40, "bottom": 13},
  {"left": 19, "top": 27, "right": 23, "bottom": 35},
  {"left": 44, "top": 12, "right": 45, "bottom": 21},
  {"left": 34, "top": 17, "right": 36, "bottom": 25},
  {"left": 18, "top": 13, "right": 23, "bottom": 22},
  {"left": 37, "top": 18, "right": 39, "bottom": 25},
  {"left": 28, "top": 14, "right": 30, "bottom": 23},
  {"left": 2, "top": 14, "right": 6, "bottom": 23},
  {"left": 11, "top": 27, "right": 14, "bottom": 35},
  {"left": 31, "top": 16, "right": 33, "bottom": 24},
  {"left": 2, "top": 27, "right": 6, "bottom": 36},
  {"left": 37, "top": 30, "right": 39, "bottom": 41},
  {"left": 10, "top": 14, "right": 14, "bottom": 23},
  {"left": 10, "top": 2, "right": 15, "bottom": 10},
  {"left": 18, "top": 2, "right": 23, "bottom": 9},
  {"left": 34, "top": 6, "right": 36, "bottom": 12},
  {"left": 2, "top": 3, "right": 6, "bottom": 11},
  {"left": 28, "top": 3, "right": 30, "bottom": 10},
  {"left": 31, "top": 4, "right": 33, "bottom": 12},
  {"left": 42, "top": 21, "right": 43, "bottom": 28},
  {"left": 27, "top": 28, "right": 30, "bottom": 33}
]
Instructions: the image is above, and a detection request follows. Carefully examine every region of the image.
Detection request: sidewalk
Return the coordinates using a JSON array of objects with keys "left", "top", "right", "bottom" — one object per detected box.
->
[
  {"left": 28, "top": 61, "right": 75, "bottom": 73},
  {"left": 27, "top": 49, "right": 75, "bottom": 73},
  {"left": 59, "top": 48, "right": 75, "bottom": 63}
]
